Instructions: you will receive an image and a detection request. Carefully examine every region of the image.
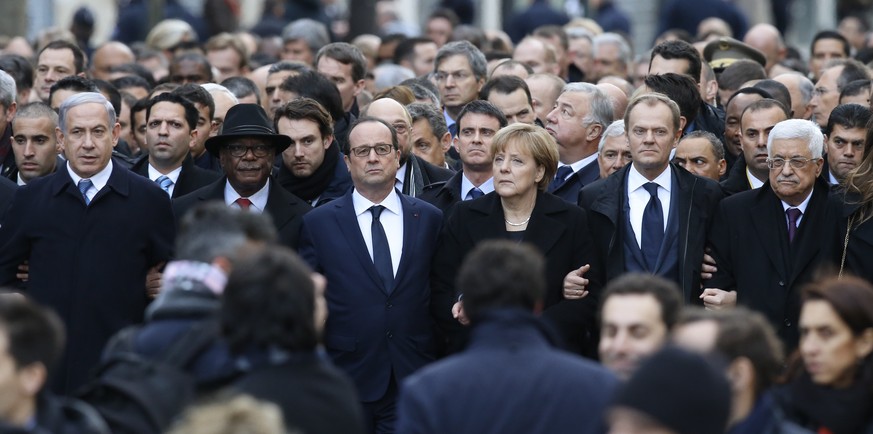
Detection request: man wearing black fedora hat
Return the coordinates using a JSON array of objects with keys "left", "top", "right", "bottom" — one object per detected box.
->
[{"left": 173, "top": 104, "right": 311, "bottom": 249}]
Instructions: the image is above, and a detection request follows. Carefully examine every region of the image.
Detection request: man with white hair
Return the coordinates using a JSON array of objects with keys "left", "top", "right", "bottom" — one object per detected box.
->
[
  {"left": 591, "top": 33, "right": 632, "bottom": 81},
  {"left": 703, "top": 119, "right": 841, "bottom": 349},
  {"left": 0, "top": 70, "right": 18, "bottom": 179},
  {"left": 596, "top": 120, "right": 631, "bottom": 179}
]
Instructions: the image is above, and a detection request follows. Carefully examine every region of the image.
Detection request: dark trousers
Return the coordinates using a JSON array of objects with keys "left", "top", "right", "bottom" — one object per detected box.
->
[{"left": 363, "top": 374, "right": 398, "bottom": 434}]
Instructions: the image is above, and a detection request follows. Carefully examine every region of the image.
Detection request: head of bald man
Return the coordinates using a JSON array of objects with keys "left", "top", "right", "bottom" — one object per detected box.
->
[
  {"left": 743, "top": 24, "right": 786, "bottom": 72},
  {"left": 596, "top": 83, "right": 628, "bottom": 120},
  {"left": 90, "top": 42, "right": 136, "bottom": 81}
]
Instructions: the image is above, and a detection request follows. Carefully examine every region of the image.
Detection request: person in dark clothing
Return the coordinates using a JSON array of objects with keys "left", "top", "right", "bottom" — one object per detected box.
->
[{"left": 506, "top": 0, "right": 569, "bottom": 44}]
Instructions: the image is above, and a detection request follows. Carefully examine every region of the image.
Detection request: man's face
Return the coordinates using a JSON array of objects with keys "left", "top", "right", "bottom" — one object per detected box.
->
[
  {"left": 724, "top": 93, "right": 764, "bottom": 156},
  {"left": 673, "top": 137, "right": 726, "bottom": 180},
  {"left": 810, "top": 39, "right": 847, "bottom": 80},
  {"left": 546, "top": 91, "right": 594, "bottom": 157},
  {"left": 826, "top": 124, "right": 866, "bottom": 182},
  {"left": 436, "top": 54, "right": 484, "bottom": 111},
  {"left": 769, "top": 137, "right": 823, "bottom": 206},
  {"left": 190, "top": 103, "right": 213, "bottom": 158},
  {"left": 526, "top": 76, "right": 561, "bottom": 123},
  {"left": 568, "top": 37, "right": 594, "bottom": 77},
  {"left": 12, "top": 116, "right": 60, "bottom": 182},
  {"left": 672, "top": 320, "right": 719, "bottom": 354},
  {"left": 741, "top": 106, "right": 787, "bottom": 179},
  {"left": 455, "top": 112, "right": 500, "bottom": 172},
  {"left": 810, "top": 66, "right": 843, "bottom": 128},
  {"left": 90, "top": 44, "right": 134, "bottom": 81},
  {"left": 57, "top": 102, "right": 118, "bottom": 178},
  {"left": 35, "top": 48, "right": 77, "bottom": 102},
  {"left": 118, "top": 100, "right": 132, "bottom": 147},
  {"left": 365, "top": 99, "right": 411, "bottom": 160},
  {"left": 168, "top": 59, "right": 210, "bottom": 84},
  {"left": 345, "top": 121, "right": 400, "bottom": 191},
  {"left": 488, "top": 89, "right": 536, "bottom": 125},
  {"left": 426, "top": 17, "right": 452, "bottom": 47},
  {"left": 277, "top": 117, "right": 332, "bottom": 178},
  {"left": 219, "top": 137, "right": 276, "bottom": 197},
  {"left": 410, "top": 42, "right": 438, "bottom": 77},
  {"left": 265, "top": 70, "right": 296, "bottom": 116},
  {"left": 648, "top": 55, "right": 691, "bottom": 77},
  {"left": 598, "top": 134, "right": 632, "bottom": 178},
  {"left": 593, "top": 42, "right": 625, "bottom": 80},
  {"left": 146, "top": 101, "right": 196, "bottom": 169},
  {"left": 627, "top": 101, "right": 679, "bottom": 176},
  {"left": 208, "top": 47, "right": 244, "bottom": 83},
  {"left": 133, "top": 109, "right": 148, "bottom": 153},
  {"left": 513, "top": 39, "right": 555, "bottom": 75},
  {"left": 599, "top": 294, "right": 669, "bottom": 380},
  {"left": 410, "top": 118, "right": 449, "bottom": 167},
  {"left": 773, "top": 74, "right": 813, "bottom": 120},
  {"left": 209, "top": 92, "right": 237, "bottom": 138},
  {"left": 281, "top": 39, "right": 313, "bottom": 65},
  {"left": 317, "top": 56, "right": 362, "bottom": 113}
]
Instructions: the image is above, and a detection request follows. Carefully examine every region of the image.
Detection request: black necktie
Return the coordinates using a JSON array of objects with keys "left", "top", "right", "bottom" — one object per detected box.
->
[
  {"left": 548, "top": 165, "right": 574, "bottom": 192},
  {"left": 370, "top": 205, "right": 394, "bottom": 292},
  {"left": 641, "top": 182, "right": 664, "bottom": 270},
  {"left": 466, "top": 187, "right": 484, "bottom": 200}
]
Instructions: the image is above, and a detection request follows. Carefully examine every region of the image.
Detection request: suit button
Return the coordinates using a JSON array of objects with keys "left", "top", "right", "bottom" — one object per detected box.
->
[
  {"left": 386, "top": 331, "right": 393, "bottom": 338},
  {"left": 784, "top": 318, "right": 792, "bottom": 327},
  {"left": 778, "top": 281, "right": 785, "bottom": 287},
  {"left": 386, "top": 303, "right": 393, "bottom": 309}
]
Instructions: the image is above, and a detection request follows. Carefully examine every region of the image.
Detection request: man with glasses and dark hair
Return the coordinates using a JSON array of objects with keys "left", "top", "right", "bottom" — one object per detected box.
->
[
  {"left": 704, "top": 119, "right": 841, "bottom": 350},
  {"left": 434, "top": 41, "right": 487, "bottom": 137},
  {"left": 298, "top": 116, "right": 442, "bottom": 433},
  {"left": 173, "top": 104, "right": 311, "bottom": 250}
]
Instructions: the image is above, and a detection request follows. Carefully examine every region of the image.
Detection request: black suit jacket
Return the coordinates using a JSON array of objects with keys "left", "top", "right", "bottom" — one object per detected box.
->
[
  {"left": 402, "top": 154, "right": 454, "bottom": 197},
  {"left": 720, "top": 157, "right": 752, "bottom": 196},
  {"left": 172, "top": 177, "right": 311, "bottom": 249},
  {"left": 432, "top": 191, "right": 602, "bottom": 353},
  {"left": 419, "top": 170, "right": 465, "bottom": 214},
  {"left": 0, "top": 175, "right": 15, "bottom": 216},
  {"left": 578, "top": 164, "right": 723, "bottom": 302},
  {"left": 548, "top": 159, "right": 600, "bottom": 203},
  {"left": 0, "top": 163, "right": 175, "bottom": 393},
  {"left": 130, "top": 154, "right": 221, "bottom": 198},
  {"left": 706, "top": 179, "right": 840, "bottom": 347}
]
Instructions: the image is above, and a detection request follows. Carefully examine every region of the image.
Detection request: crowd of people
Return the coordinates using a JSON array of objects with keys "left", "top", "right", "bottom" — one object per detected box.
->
[{"left": 0, "top": 1, "right": 872, "bottom": 433}]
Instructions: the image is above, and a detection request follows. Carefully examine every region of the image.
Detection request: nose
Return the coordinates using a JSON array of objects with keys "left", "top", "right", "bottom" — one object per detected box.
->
[
  {"left": 546, "top": 107, "right": 558, "bottom": 124},
  {"left": 294, "top": 143, "right": 305, "bottom": 157},
  {"left": 757, "top": 133, "right": 768, "bottom": 148},
  {"left": 23, "top": 141, "right": 36, "bottom": 157},
  {"left": 158, "top": 121, "right": 169, "bottom": 136}
]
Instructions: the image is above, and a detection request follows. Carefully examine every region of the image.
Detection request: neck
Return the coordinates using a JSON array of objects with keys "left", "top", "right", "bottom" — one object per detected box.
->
[
  {"left": 230, "top": 180, "right": 267, "bottom": 198},
  {"left": 749, "top": 167, "right": 768, "bottom": 184},
  {"left": 635, "top": 163, "right": 668, "bottom": 181},
  {"left": 728, "top": 390, "right": 756, "bottom": 428},
  {"left": 559, "top": 141, "right": 596, "bottom": 165},
  {"left": 501, "top": 191, "right": 537, "bottom": 219},
  {"left": 5, "top": 398, "right": 35, "bottom": 427},
  {"left": 357, "top": 184, "right": 394, "bottom": 204},
  {"left": 445, "top": 105, "right": 463, "bottom": 121},
  {"left": 150, "top": 157, "right": 183, "bottom": 175},
  {"left": 463, "top": 166, "right": 492, "bottom": 186}
]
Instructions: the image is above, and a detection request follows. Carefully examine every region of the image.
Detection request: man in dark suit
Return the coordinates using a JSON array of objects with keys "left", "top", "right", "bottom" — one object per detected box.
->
[
  {"left": 704, "top": 119, "right": 839, "bottom": 348},
  {"left": 721, "top": 99, "right": 789, "bottom": 196},
  {"left": 420, "top": 100, "right": 507, "bottom": 213},
  {"left": 576, "top": 93, "right": 723, "bottom": 304},
  {"left": 298, "top": 117, "right": 442, "bottom": 433},
  {"left": 396, "top": 241, "right": 617, "bottom": 434},
  {"left": 363, "top": 98, "right": 452, "bottom": 197},
  {"left": 0, "top": 92, "right": 175, "bottom": 394},
  {"left": 173, "top": 104, "right": 311, "bottom": 249},
  {"left": 129, "top": 93, "right": 219, "bottom": 197},
  {"left": 8, "top": 102, "right": 63, "bottom": 185},
  {"left": 545, "top": 82, "right": 614, "bottom": 203},
  {"left": 821, "top": 103, "right": 870, "bottom": 187},
  {"left": 0, "top": 70, "right": 18, "bottom": 180}
]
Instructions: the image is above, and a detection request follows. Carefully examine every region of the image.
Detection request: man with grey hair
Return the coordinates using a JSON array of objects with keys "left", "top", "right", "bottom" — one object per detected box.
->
[
  {"left": 673, "top": 131, "right": 727, "bottom": 181},
  {"left": 0, "top": 69, "right": 18, "bottom": 179},
  {"left": 704, "top": 118, "right": 840, "bottom": 349},
  {"left": 0, "top": 92, "right": 175, "bottom": 394},
  {"left": 596, "top": 119, "right": 631, "bottom": 179},
  {"left": 544, "top": 82, "right": 614, "bottom": 202},
  {"left": 281, "top": 18, "right": 330, "bottom": 65},
  {"left": 592, "top": 32, "right": 632, "bottom": 81},
  {"left": 407, "top": 102, "right": 453, "bottom": 169},
  {"left": 202, "top": 83, "right": 240, "bottom": 137},
  {"left": 809, "top": 58, "right": 870, "bottom": 128},
  {"left": 434, "top": 41, "right": 487, "bottom": 137},
  {"left": 9, "top": 101, "right": 63, "bottom": 185}
]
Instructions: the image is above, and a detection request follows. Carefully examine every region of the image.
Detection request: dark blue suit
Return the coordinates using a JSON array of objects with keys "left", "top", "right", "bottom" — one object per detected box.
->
[
  {"left": 395, "top": 308, "right": 618, "bottom": 434},
  {"left": 0, "top": 163, "right": 175, "bottom": 393},
  {"left": 547, "top": 160, "right": 600, "bottom": 203},
  {"left": 298, "top": 191, "right": 442, "bottom": 404}
]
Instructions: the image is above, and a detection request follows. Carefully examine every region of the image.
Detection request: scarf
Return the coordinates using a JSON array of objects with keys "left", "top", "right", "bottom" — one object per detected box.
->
[{"left": 276, "top": 143, "right": 339, "bottom": 203}]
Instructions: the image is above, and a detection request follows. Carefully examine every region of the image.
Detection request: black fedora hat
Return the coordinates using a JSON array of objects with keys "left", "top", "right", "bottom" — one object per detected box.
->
[{"left": 204, "top": 104, "right": 291, "bottom": 157}]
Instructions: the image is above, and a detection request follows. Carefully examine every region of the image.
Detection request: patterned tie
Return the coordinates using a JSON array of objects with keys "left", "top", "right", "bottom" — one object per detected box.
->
[
  {"left": 235, "top": 198, "right": 252, "bottom": 210},
  {"left": 77, "top": 179, "right": 93, "bottom": 205},
  {"left": 156, "top": 175, "right": 173, "bottom": 195},
  {"left": 370, "top": 205, "right": 394, "bottom": 292},
  {"left": 641, "top": 182, "right": 664, "bottom": 270},
  {"left": 466, "top": 187, "right": 484, "bottom": 200},
  {"left": 786, "top": 208, "right": 802, "bottom": 243},
  {"left": 548, "top": 165, "right": 574, "bottom": 192}
]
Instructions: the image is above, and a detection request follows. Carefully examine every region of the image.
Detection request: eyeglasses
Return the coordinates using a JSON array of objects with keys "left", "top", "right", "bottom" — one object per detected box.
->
[
  {"left": 766, "top": 157, "right": 820, "bottom": 169},
  {"left": 434, "top": 70, "right": 473, "bottom": 83},
  {"left": 349, "top": 144, "right": 394, "bottom": 158},
  {"left": 226, "top": 144, "right": 272, "bottom": 158}
]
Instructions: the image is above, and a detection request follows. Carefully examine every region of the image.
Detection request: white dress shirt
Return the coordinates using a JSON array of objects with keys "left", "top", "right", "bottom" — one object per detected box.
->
[
  {"left": 352, "top": 188, "right": 404, "bottom": 276},
  {"left": 627, "top": 164, "right": 672, "bottom": 248},
  {"left": 148, "top": 164, "right": 183, "bottom": 197},
  {"left": 747, "top": 168, "right": 765, "bottom": 189},
  {"left": 67, "top": 160, "right": 113, "bottom": 203},
  {"left": 224, "top": 180, "right": 270, "bottom": 213}
]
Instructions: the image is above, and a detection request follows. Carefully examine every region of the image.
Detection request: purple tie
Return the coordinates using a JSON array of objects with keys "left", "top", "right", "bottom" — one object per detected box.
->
[{"left": 786, "top": 208, "right": 802, "bottom": 243}]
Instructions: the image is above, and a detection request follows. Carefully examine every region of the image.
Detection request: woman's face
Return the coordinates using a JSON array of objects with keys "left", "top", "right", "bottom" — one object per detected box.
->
[
  {"left": 493, "top": 140, "right": 545, "bottom": 201},
  {"left": 800, "top": 300, "right": 872, "bottom": 388}
]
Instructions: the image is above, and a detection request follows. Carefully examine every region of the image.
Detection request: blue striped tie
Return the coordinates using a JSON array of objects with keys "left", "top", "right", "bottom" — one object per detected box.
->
[
  {"left": 156, "top": 175, "right": 173, "bottom": 195},
  {"left": 78, "top": 179, "right": 93, "bottom": 205}
]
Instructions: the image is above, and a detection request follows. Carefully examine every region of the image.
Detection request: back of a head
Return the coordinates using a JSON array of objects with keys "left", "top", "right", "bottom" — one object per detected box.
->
[
  {"left": 221, "top": 76, "right": 261, "bottom": 105},
  {"left": 458, "top": 240, "right": 545, "bottom": 324},
  {"left": 279, "top": 70, "right": 345, "bottom": 123},
  {"left": 718, "top": 59, "right": 767, "bottom": 90},
  {"left": 166, "top": 394, "right": 287, "bottom": 434},
  {"left": 176, "top": 203, "right": 277, "bottom": 264},
  {"left": 644, "top": 73, "right": 701, "bottom": 126},
  {"left": 832, "top": 59, "right": 872, "bottom": 91},
  {"left": 0, "top": 293, "right": 66, "bottom": 381},
  {"left": 651, "top": 40, "right": 702, "bottom": 84},
  {"left": 752, "top": 79, "right": 792, "bottom": 115}
]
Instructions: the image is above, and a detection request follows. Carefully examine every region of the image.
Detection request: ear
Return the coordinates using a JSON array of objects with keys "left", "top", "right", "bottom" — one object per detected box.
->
[
  {"left": 6, "top": 101, "right": 16, "bottom": 120},
  {"left": 439, "top": 132, "right": 452, "bottom": 152},
  {"left": 189, "top": 128, "right": 199, "bottom": 148},
  {"left": 814, "top": 155, "right": 824, "bottom": 177},
  {"left": 677, "top": 115, "right": 687, "bottom": 134},
  {"left": 452, "top": 135, "right": 460, "bottom": 152},
  {"left": 718, "top": 158, "right": 727, "bottom": 177},
  {"left": 535, "top": 164, "right": 545, "bottom": 183},
  {"left": 55, "top": 126, "right": 65, "bottom": 154},
  {"left": 111, "top": 121, "right": 121, "bottom": 148},
  {"left": 323, "top": 134, "right": 334, "bottom": 150},
  {"left": 586, "top": 123, "right": 604, "bottom": 142},
  {"left": 353, "top": 79, "right": 365, "bottom": 97},
  {"left": 726, "top": 357, "right": 754, "bottom": 395},
  {"left": 855, "top": 328, "right": 873, "bottom": 359},
  {"left": 343, "top": 154, "right": 351, "bottom": 172},
  {"left": 18, "top": 362, "right": 47, "bottom": 397}
]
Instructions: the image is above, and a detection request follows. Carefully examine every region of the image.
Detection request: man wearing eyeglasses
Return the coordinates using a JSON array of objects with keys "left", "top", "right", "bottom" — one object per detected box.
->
[
  {"left": 809, "top": 58, "right": 870, "bottom": 128},
  {"left": 298, "top": 116, "right": 443, "bottom": 434},
  {"left": 434, "top": 41, "right": 487, "bottom": 138},
  {"left": 173, "top": 104, "right": 311, "bottom": 249},
  {"left": 703, "top": 119, "right": 841, "bottom": 349}
]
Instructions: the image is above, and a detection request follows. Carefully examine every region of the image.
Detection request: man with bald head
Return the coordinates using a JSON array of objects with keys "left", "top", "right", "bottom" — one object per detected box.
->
[
  {"left": 364, "top": 98, "right": 452, "bottom": 197},
  {"left": 525, "top": 73, "right": 565, "bottom": 127},
  {"left": 89, "top": 42, "right": 135, "bottom": 81},
  {"left": 512, "top": 37, "right": 560, "bottom": 75},
  {"left": 596, "top": 83, "right": 628, "bottom": 121},
  {"left": 773, "top": 73, "right": 814, "bottom": 120},
  {"left": 743, "top": 24, "right": 786, "bottom": 73}
]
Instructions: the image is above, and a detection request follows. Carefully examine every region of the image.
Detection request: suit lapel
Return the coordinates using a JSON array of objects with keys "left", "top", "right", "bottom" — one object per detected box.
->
[
  {"left": 264, "top": 178, "right": 296, "bottom": 229},
  {"left": 466, "top": 194, "right": 510, "bottom": 243},
  {"left": 750, "top": 186, "right": 789, "bottom": 280},
  {"left": 393, "top": 194, "right": 419, "bottom": 291},
  {"left": 199, "top": 177, "right": 226, "bottom": 202},
  {"left": 334, "top": 194, "right": 388, "bottom": 293},
  {"left": 525, "top": 193, "right": 566, "bottom": 255},
  {"left": 788, "top": 186, "right": 826, "bottom": 287}
]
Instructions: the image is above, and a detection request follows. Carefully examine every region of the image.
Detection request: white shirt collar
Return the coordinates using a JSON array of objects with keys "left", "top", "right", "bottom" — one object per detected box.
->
[
  {"left": 396, "top": 162, "right": 408, "bottom": 189},
  {"left": 67, "top": 160, "right": 113, "bottom": 193},
  {"left": 781, "top": 187, "right": 814, "bottom": 215},
  {"left": 628, "top": 163, "right": 672, "bottom": 194},
  {"left": 148, "top": 164, "right": 183, "bottom": 184},
  {"left": 461, "top": 173, "right": 494, "bottom": 199},
  {"left": 747, "top": 168, "right": 765, "bottom": 189},
  {"left": 16, "top": 173, "right": 25, "bottom": 186},
  {"left": 558, "top": 152, "right": 598, "bottom": 177},
  {"left": 828, "top": 171, "right": 840, "bottom": 186},
  {"left": 352, "top": 187, "right": 402, "bottom": 217},
  {"left": 224, "top": 180, "right": 270, "bottom": 213}
]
